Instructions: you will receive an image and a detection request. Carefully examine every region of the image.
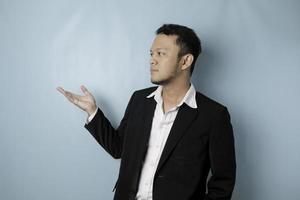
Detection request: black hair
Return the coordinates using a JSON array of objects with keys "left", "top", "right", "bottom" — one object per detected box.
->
[{"left": 156, "top": 24, "right": 201, "bottom": 76}]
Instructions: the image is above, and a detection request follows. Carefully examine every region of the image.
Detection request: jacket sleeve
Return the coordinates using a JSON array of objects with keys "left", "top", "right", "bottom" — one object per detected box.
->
[
  {"left": 205, "top": 107, "right": 236, "bottom": 200},
  {"left": 84, "top": 91, "right": 136, "bottom": 159}
]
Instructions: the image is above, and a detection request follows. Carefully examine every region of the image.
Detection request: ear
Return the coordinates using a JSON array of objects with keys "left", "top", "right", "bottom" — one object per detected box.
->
[{"left": 180, "top": 54, "right": 194, "bottom": 71}]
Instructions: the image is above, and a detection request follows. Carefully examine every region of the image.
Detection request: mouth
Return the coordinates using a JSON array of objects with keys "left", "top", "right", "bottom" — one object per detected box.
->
[{"left": 150, "top": 69, "right": 158, "bottom": 73}]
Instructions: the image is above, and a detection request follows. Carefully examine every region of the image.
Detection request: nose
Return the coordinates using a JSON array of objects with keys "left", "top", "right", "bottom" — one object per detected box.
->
[{"left": 150, "top": 57, "right": 157, "bottom": 66}]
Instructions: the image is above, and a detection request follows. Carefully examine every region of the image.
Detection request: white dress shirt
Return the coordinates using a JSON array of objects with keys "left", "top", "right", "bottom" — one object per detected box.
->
[
  {"left": 86, "top": 107, "right": 98, "bottom": 124},
  {"left": 85, "top": 83, "right": 197, "bottom": 200}
]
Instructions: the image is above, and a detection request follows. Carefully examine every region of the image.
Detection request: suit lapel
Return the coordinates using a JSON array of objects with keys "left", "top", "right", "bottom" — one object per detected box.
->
[
  {"left": 136, "top": 90, "right": 199, "bottom": 176},
  {"left": 135, "top": 97, "right": 156, "bottom": 163},
  {"left": 155, "top": 103, "right": 198, "bottom": 175}
]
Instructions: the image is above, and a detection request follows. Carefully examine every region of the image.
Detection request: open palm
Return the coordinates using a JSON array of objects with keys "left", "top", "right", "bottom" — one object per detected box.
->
[{"left": 56, "top": 85, "right": 97, "bottom": 115}]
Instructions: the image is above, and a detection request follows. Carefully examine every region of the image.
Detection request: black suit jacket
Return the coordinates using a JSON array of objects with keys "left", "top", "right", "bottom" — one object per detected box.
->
[{"left": 84, "top": 86, "right": 236, "bottom": 200}]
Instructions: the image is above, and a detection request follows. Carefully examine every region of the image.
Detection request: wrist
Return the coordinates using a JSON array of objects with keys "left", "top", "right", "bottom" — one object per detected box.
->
[{"left": 87, "top": 105, "right": 97, "bottom": 117}]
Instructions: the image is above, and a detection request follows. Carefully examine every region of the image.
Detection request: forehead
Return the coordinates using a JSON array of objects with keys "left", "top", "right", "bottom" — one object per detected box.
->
[{"left": 150, "top": 34, "right": 179, "bottom": 50}]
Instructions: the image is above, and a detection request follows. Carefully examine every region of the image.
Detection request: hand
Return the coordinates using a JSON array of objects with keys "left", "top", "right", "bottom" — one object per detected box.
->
[{"left": 56, "top": 85, "right": 97, "bottom": 116}]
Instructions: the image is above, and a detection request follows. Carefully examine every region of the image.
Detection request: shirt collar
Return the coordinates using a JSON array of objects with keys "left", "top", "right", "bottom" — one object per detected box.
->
[{"left": 146, "top": 83, "right": 197, "bottom": 109}]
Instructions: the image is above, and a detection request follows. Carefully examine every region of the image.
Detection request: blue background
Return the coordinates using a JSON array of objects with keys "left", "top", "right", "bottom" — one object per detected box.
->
[{"left": 1, "top": 0, "right": 299, "bottom": 199}]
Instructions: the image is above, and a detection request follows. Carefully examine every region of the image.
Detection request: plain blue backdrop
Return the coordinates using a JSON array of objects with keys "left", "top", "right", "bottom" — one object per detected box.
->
[{"left": 1, "top": 0, "right": 299, "bottom": 199}]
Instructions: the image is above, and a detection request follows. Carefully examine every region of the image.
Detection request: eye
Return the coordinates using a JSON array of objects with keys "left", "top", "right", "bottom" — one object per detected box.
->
[{"left": 158, "top": 52, "right": 165, "bottom": 56}]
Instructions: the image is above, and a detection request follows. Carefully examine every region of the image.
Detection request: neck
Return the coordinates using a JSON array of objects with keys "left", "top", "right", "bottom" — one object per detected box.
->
[{"left": 161, "top": 79, "right": 191, "bottom": 106}]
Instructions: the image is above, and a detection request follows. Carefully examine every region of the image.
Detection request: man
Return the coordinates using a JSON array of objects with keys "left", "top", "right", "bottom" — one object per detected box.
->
[{"left": 57, "top": 24, "right": 236, "bottom": 200}]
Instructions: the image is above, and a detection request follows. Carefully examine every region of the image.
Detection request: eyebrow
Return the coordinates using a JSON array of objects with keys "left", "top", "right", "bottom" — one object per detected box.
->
[{"left": 150, "top": 48, "right": 169, "bottom": 52}]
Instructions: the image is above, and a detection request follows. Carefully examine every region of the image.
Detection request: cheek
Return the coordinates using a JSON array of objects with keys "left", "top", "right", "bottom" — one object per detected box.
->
[
  {"left": 164, "top": 59, "right": 178, "bottom": 72},
  {"left": 159, "top": 60, "right": 171, "bottom": 73},
  {"left": 157, "top": 56, "right": 177, "bottom": 73}
]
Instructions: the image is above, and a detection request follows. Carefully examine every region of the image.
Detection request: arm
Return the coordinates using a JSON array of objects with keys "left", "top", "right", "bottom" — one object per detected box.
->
[
  {"left": 84, "top": 91, "right": 136, "bottom": 159},
  {"left": 205, "top": 107, "right": 236, "bottom": 200}
]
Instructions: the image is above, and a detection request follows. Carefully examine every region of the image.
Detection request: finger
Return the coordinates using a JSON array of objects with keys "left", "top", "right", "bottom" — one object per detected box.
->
[
  {"left": 56, "top": 87, "right": 66, "bottom": 95},
  {"left": 67, "top": 91, "right": 83, "bottom": 104},
  {"left": 64, "top": 91, "right": 74, "bottom": 102},
  {"left": 80, "top": 85, "right": 91, "bottom": 96},
  {"left": 57, "top": 87, "right": 82, "bottom": 105},
  {"left": 57, "top": 87, "right": 74, "bottom": 100}
]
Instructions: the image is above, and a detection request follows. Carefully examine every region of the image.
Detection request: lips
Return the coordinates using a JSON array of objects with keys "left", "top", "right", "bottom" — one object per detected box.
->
[{"left": 151, "top": 69, "right": 158, "bottom": 72}]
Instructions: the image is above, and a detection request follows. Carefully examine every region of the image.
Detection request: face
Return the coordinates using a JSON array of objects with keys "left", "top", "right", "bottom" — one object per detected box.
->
[{"left": 150, "top": 34, "right": 182, "bottom": 85}]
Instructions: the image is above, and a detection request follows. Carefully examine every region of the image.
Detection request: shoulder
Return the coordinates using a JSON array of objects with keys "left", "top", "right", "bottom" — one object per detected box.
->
[
  {"left": 195, "top": 91, "right": 231, "bottom": 119},
  {"left": 131, "top": 86, "right": 158, "bottom": 98}
]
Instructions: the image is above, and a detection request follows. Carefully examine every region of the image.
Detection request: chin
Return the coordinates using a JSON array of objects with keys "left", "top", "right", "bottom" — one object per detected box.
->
[
  {"left": 151, "top": 79, "right": 159, "bottom": 85},
  {"left": 150, "top": 78, "right": 160, "bottom": 85},
  {"left": 151, "top": 78, "right": 168, "bottom": 85}
]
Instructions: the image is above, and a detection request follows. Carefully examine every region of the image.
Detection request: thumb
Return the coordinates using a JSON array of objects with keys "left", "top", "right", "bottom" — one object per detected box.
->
[{"left": 80, "top": 85, "right": 91, "bottom": 96}]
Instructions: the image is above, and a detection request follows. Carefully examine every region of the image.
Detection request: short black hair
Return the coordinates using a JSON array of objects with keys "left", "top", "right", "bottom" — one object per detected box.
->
[{"left": 156, "top": 24, "right": 201, "bottom": 76}]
